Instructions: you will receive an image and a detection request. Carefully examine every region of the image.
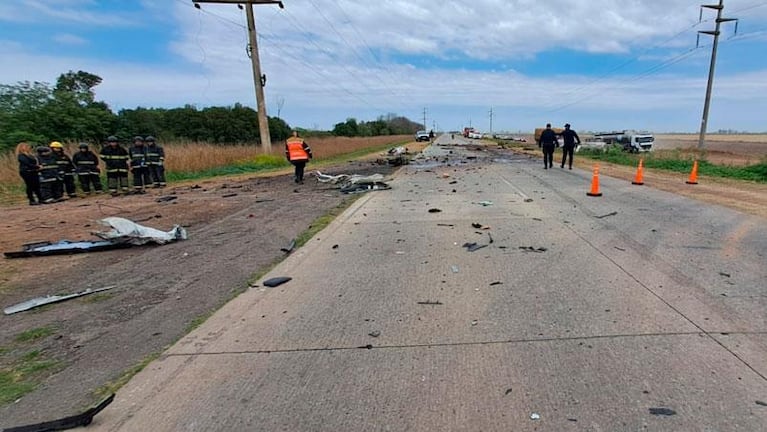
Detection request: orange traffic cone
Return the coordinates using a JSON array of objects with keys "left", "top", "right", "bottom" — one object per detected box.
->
[
  {"left": 587, "top": 164, "right": 603, "bottom": 197},
  {"left": 686, "top": 160, "right": 699, "bottom": 185},
  {"left": 632, "top": 158, "right": 645, "bottom": 185}
]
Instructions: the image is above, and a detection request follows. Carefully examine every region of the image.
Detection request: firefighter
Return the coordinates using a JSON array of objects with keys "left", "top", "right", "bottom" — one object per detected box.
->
[
  {"left": 100, "top": 136, "right": 130, "bottom": 196},
  {"left": 49, "top": 141, "right": 77, "bottom": 198},
  {"left": 285, "top": 131, "right": 312, "bottom": 184},
  {"left": 145, "top": 135, "right": 166, "bottom": 188},
  {"left": 538, "top": 123, "right": 558, "bottom": 170},
  {"left": 72, "top": 143, "right": 103, "bottom": 194},
  {"left": 16, "top": 142, "right": 42, "bottom": 205},
  {"left": 36, "top": 146, "right": 64, "bottom": 203},
  {"left": 559, "top": 123, "right": 581, "bottom": 170},
  {"left": 128, "top": 136, "right": 151, "bottom": 193}
]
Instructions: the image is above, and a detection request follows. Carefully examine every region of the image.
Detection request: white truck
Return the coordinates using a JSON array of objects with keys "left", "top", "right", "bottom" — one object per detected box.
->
[{"left": 593, "top": 130, "right": 654, "bottom": 152}]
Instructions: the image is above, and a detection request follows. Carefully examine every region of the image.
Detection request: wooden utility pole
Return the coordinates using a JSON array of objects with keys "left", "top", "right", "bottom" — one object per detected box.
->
[
  {"left": 697, "top": 0, "right": 737, "bottom": 149},
  {"left": 192, "top": 0, "right": 284, "bottom": 151}
]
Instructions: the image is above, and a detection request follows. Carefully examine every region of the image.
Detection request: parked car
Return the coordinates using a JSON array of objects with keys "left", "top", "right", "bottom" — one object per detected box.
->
[{"left": 415, "top": 130, "right": 430, "bottom": 142}]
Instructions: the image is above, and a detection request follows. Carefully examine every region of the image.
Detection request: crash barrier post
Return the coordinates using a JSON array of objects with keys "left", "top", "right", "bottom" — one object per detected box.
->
[
  {"left": 587, "top": 164, "right": 603, "bottom": 197},
  {"left": 632, "top": 158, "right": 645, "bottom": 185},
  {"left": 686, "top": 160, "right": 699, "bottom": 185}
]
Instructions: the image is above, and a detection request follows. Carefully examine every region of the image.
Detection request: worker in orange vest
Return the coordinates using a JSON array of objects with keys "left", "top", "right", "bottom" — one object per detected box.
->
[{"left": 285, "top": 131, "right": 313, "bottom": 184}]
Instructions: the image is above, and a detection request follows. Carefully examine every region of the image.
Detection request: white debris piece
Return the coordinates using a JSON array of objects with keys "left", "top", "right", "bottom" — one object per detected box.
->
[{"left": 95, "top": 217, "right": 188, "bottom": 245}]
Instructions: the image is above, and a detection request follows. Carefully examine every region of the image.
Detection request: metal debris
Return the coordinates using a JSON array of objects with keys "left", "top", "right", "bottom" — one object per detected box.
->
[
  {"left": 530, "top": 413, "right": 540, "bottom": 420},
  {"left": 428, "top": 208, "right": 442, "bottom": 213},
  {"left": 280, "top": 239, "right": 296, "bottom": 254},
  {"left": 450, "top": 265, "right": 460, "bottom": 273},
  {"left": 462, "top": 242, "right": 487, "bottom": 252},
  {"left": 2, "top": 394, "right": 115, "bottom": 432},
  {"left": 649, "top": 407, "right": 677, "bottom": 416},
  {"left": 595, "top": 211, "right": 618, "bottom": 219},
  {"left": 519, "top": 246, "right": 547, "bottom": 253},
  {"left": 262, "top": 277, "right": 292, "bottom": 288},
  {"left": 156, "top": 195, "right": 177, "bottom": 202},
  {"left": 477, "top": 201, "right": 494, "bottom": 206},
  {"left": 4, "top": 286, "right": 116, "bottom": 315},
  {"left": 416, "top": 300, "right": 443, "bottom": 305},
  {"left": 221, "top": 193, "right": 238, "bottom": 198},
  {"left": 368, "top": 330, "right": 381, "bottom": 338}
]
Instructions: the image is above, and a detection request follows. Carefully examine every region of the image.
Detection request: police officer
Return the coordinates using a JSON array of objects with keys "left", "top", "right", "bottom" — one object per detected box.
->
[
  {"left": 145, "top": 136, "right": 166, "bottom": 188},
  {"left": 72, "top": 143, "right": 103, "bottom": 194},
  {"left": 36, "top": 146, "right": 64, "bottom": 203},
  {"left": 285, "top": 131, "right": 312, "bottom": 184},
  {"left": 49, "top": 141, "right": 77, "bottom": 198},
  {"left": 559, "top": 123, "right": 581, "bottom": 170},
  {"left": 128, "top": 136, "right": 151, "bottom": 193},
  {"left": 538, "top": 123, "right": 558, "bottom": 169},
  {"left": 100, "top": 136, "right": 130, "bottom": 196}
]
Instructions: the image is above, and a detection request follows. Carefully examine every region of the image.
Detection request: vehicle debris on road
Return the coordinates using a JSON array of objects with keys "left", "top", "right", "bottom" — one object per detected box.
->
[
  {"left": 368, "top": 330, "right": 381, "bottom": 337},
  {"left": 2, "top": 393, "right": 115, "bottom": 432},
  {"left": 428, "top": 208, "right": 442, "bottom": 213},
  {"left": 4, "top": 285, "right": 116, "bottom": 315},
  {"left": 416, "top": 300, "right": 443, "bottom": 305},
  {"left": 595, "top": 211, "right": 618, "bottom": 219},
  {"left": 315, "top": 171, "right": 391, "bottom": 194},
  {"left": 155, "top": 195, "right": 178, "bottom": 203},
  {"left": 519, "top": 246, "right": 548, "bottom": 253},
  {"left": 462, "top": 242, "right": 488, "bottom": 252},
  {"left": 262, "top": 277, "right": 292, "bottom": 288},
  {"left": 280, "top": 239, "right": 296, "bottom": 254},
  {"left": 649, "top": 407, "right": 677, "bottom": 416}
]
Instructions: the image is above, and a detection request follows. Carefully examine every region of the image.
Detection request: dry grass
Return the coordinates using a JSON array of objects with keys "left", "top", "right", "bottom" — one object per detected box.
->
[
  {"left": 0, "top": 136, "right": 410, "bottom": 203},
  {"left": 657, "top": 134, "right": 767, "bottom": 143}
]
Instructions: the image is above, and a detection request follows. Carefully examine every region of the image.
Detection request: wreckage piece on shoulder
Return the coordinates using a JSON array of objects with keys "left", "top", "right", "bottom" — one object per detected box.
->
[
  {"left": 4, "top": 240, "right": 133, "bottom": 258},
  {"left": 2, "top": 393, "right": 114, "bottom": 432},
  {"left": 4, "top": 286, "right": 116, "bottom": 315},
  {"left": 340, "top": 181, "right": 391, "bottom": 194}
]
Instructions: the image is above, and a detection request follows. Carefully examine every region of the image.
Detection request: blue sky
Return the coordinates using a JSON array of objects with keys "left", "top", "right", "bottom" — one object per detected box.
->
[{"left": 1, "top": 0, "right": 766, "bottom": 132}]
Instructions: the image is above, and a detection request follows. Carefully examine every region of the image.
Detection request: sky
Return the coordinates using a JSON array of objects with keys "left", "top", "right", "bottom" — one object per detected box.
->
[{"left": 1, "top": 0, "right": 766, "bottom": 133}]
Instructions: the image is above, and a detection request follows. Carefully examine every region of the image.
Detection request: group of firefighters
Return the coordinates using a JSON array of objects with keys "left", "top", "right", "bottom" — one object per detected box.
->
[{"left": 16, "top": 135, "right": 166, "bottom": 205}]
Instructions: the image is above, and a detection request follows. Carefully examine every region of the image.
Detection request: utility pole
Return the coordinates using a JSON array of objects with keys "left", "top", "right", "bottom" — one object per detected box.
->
[
  {"left": 489, "top": 107, "right": 494, "bottom": 136},
  {"left": 422, "top": 107, "right": 428, "bottom": 131},
  {"left": 192, "top": 0, "right": 283, "bottom": 151},
  {"left": 697, "top": 0, "right": 737, "bottom": 149}
]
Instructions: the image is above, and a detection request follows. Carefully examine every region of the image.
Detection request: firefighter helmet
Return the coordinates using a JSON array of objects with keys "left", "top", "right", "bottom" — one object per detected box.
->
[
  {"left": 107, "top": 135, "right": 118, "bottom": 142},
  {"left": 78, "top": 142, "right": 89, "bottom": 149},
  {"left": 133, "top": 135, "right": 144, "bottom": 142},
  {"left": 145, "top": 135, "right": 156, "bottom": 143},
  {"left": 36, "top": 146, "right": 51, "bottom": 153},
  {"left": 49, "top": 141, "right": 64, "bottom": 149}
]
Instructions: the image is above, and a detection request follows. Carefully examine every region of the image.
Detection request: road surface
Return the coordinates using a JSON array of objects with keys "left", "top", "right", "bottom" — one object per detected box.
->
[{"left": 84, "top": 135, "right": 767, "bottom": 431}]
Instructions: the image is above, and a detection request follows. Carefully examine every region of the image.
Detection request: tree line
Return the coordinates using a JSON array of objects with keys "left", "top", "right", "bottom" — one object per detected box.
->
[{"left": 0, "top": 70, "right": 423, "bottom": 153}]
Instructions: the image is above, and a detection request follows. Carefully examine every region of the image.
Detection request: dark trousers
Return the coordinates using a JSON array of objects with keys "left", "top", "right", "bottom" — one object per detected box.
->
[
  {"left": 291, "top": 160, "right": 307, "bottom": 182},
  {"left": 78, "top": 174, "right": 103, "bottom": 193},
  {"left": 542, "top": 144, "right": 555, "bottom": 168},
  {"left": 40, "top": 180, "right": 63, "bottom": 202},
  {"left": 107, "top": 173, "right": 129, "bottom": 193},
  {"left": 63, "top": 174, "right": 76, "bottom": 196},
  {"left": 561, "top": 145, "right": 575, "bottom": 168},
  {"left": 148, "top": 165, "right": 166, "bottom": 186},
  {"left": 20, "top": 172, "right": 41, "bottom": 203},
  {"left": 132, "top": 167, "right": 151, "bottom": 190}
]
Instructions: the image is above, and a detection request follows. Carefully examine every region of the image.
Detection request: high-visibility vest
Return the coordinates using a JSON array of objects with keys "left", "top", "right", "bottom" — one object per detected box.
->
[{"left": 286, "top": 138, "right": 309, "bottom": 161}]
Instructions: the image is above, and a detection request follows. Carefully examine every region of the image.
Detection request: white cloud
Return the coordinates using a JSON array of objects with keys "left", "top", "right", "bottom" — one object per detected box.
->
[
  {"left": 0, "top": 0, "right": 139, "bottom": 26},
  {"left": 52, "top": 33, "right": 88, "bottom": 46}
]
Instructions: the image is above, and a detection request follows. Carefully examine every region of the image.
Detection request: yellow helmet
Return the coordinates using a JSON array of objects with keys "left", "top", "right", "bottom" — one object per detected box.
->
[{"left": 49, "top": 141, "right": 64, "bottom": 149}]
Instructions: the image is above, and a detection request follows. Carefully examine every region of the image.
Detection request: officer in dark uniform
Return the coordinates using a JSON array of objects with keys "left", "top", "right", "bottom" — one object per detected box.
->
[
  {"left": 72, "top": 143, "right": 103, "bottom": 194},
  {"left": 128, "top": 136, "right": 151, "bottom": 193},
  {"left": 50, "top": 141, "right": 77, "bottom": 198},
  {"left": 100, "top": 136, "right": 130, "bottom": 196},
  {"left": 145, "top": 136, "right": 166, "bottom": 188},
  {"left": 538, "top": 123, "right": 558, "bottom": 169},
  {"left": 559, "top": 123, "right": 581, "bottom": 170},
  {"left": 36, "top": 146, "right": 64, "bottom": 203}
]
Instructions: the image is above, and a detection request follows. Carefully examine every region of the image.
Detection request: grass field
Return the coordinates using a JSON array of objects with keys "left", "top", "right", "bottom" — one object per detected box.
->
[{"left": 0, "top": 135, "right": 410, "bottom": 203}]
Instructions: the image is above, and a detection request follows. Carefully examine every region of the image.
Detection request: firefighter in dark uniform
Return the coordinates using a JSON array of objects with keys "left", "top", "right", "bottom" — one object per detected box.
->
[
  {"left": 36, "top": 146, "right": 64, "bottom": 203},
  {"left": 128, "top": 136, "right": 151, "bottom": 193},
  {"left": 285, "top": 131, "right": 312, "bottom": 184},
  {"left": 49, "top": 141, "right": 77, "bottom": 198},
  {"left": 100, "top": 136, "right": 130, "bottom": 196},
  {"left": 145, "top": 135, "right": 166, "bottom": 188},
  {"left": 538, "top": 123, "right": 558, "bottom": 169},
  {"left": 72, "top": 143, "right": 103, "bottom": 194},
  {"left": 559, "top": 123, "right": 581, "bottom": 170}
]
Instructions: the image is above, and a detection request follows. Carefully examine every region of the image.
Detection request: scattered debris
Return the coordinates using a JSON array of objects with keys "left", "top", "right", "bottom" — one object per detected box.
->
[
  {"left": 490, "top": 281, "right": 503, "bottom": 286},
  {"left": 450, "top": 265, "right": 460, "bottom": 273},
  {"left": 254, "top": 199, "right": 275, "bottom": 203},
  {"left": 519, "top": 246, "right": 547, "bottom": 253},
  {"left": 5, "top": 240, "right": 133, "bottom": 258},
  {"left": 567, "top": 418, "right": 578, "bottom": 422},
  {"left": 221, "top": 193, "right": 238, "bottom": 198},
  {"left": 316, "top": 171, "right": 391, "bottom": 194},
  {"left": 437, "top": 223, "right": 455, "bottom": 227},
  {"left": 719, "top": 272, "right": 731, "bottom": 278},
  {"left": 155, "top": 195, "right": 177, "bottom": 203},
  {"left": 280, "top": 239, "right": 296, "bottom": 254},
  {"left": 477, "top": 201, "right": 494, "bottom": 206},
  {"left": 95, "top": 217, "right": 187, "bottom": 245},
  {"left": 2, "top": 393, "right": 115, "bottom": 432},
  {"left": 524, "top": 198, "right": 534, "bottom": 203},
  {"left": 368, "top": 330, "right": 381, "bottom": 338},
  {"left": 341, "top": 182, "right": 391, "bottom": 194},
  {"left": 595, "top": 211, "right": 618, "bottom": 219},
  {"left": 530, "top": 413, "right": 540, "bottom": 420},
  {"left": 614, "top": 246, "right": 626, "bottom": 252},
  {"left": 428, "top": 208, "right": 442, "bottom": 213},
  {"left": 449, "top": 180, "right": 457, "bottom": 185},
  {"left": 417, "top": 300, "right": 443, "bottom": 305},
  {"left": 191, "top": 184, "right": 202, "bottom": 189},
  {"left": 532, "top": 218, "right": 542, "bottom": 222},
  {"left": 262, "top": 277, "right": 292, "bottom": 288},
  {"left": 4, "top": 286, "right": 116, "bottom": 315},
  {"left": 488, "top": 233, "right": 494, "bottom": 244},
  {"left": 649, "top": 407, "right": 677, "bottom": 416},
  {"left": 471, "top": 222, "right": 491, "bottom": 230},
  {"left": 471, "top": 320, "right": 478, "bottom": 326},
  {"left": 332, "top": 244, "right": 339, "bottom": 249},
  {"left": 504, "top": 388, "right": 513, "bottom": 396},
  {"left": 462, "top": 242, "right": 488, "bottom": 252},
  {"left": 756, "top": 400, "right": 767, "bottom": 407}
]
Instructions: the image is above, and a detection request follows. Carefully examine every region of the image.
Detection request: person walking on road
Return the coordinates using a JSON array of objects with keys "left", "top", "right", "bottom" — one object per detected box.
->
[
  {"left": 36, "top": 146, "right": 64, "bottom": 203},
  {"left": 16, "top": 142, "right": 42, "bottom": 205},
  {"left": 559, "top": 123, "right": 580, "bottom": 170},
  {"left": 72, "top": 143, "right": 103, "bottom": 194},
  {"left": 50, "top": 141, "right": 77, "bottom": 198},
  {"left": 128, "top": 136, "right": 151, "bottom": 194},
  {"left": 145, "top": 136, "right": 166, "bottom": 188},
  {"left": 285, "top": 131, "right": 312, "bottom": 184},
  {"left": 538, "top": 123, "right": 558, "bottom": 169},
  {"left": 100, "top": 136, "right": 130, "bottom": 196}
]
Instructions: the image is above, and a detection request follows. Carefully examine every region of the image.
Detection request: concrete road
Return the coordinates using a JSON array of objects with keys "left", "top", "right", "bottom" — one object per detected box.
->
[{"left": 85, "top": 135, "right": 767, "bottom": 431}]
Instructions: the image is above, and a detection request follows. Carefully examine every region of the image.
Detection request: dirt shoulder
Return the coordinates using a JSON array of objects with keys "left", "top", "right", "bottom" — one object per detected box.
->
[{"left": 0, "top": 155, "right": 403, "bottom": 427}]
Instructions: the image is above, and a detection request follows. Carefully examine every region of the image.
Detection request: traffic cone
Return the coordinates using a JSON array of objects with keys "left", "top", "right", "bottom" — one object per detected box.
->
[
  {"left": 686, "top": 160, "right": 699, "bottom": 185},
  {"left": 632, "top": 158, "right": 645, "bottom": 185},
  {"left": 587, "top": 164, "right": 603, "bottom": 197}
]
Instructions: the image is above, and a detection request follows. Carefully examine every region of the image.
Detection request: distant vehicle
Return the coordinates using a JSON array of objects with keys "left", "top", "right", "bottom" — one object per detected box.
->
[
  {"left": 534, "top": 127, "right": 564, "bottom": 146},
  {"left": 594, "top": 130, "right": 654, "bottom": 152},
  {"left": 468, "top": 131, "right": 482, "bottom": 139},
  {"left": 415, "top": 130, "right": 430, "bottom": 142},
  {"left": 576, "top": 137, "right": 607, "bottom": 152},
  {"left": 463, "top": 127, "right": 475, "bottom": 138}
]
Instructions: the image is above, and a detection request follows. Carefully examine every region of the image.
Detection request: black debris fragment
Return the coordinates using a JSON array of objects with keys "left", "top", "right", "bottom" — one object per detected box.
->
[
  {"left": 417, "top": 300, "right": 443, "bottom": 305},
  {"left": 428, "top": 208, "right": 442, "bottom": 213},
  {"left": 280, "top": 239, "right": 296, "bottom": 254},
  {"left": 524, "top": 198, "right": 534, "bottom": 203},
  {"left": 463, "top": 242, "right": 487, "bottom": 252},
  {"left": 719, "top": 272, "right": 731, "bottom": 278},
  {"left": 221, "top": 193, "right": 238, "bottom": 198},
  {"left": 614, "top": 246, "right": 626, "bottom": 252},
  {"left": 262, "top": 277, "right": 292, "bottom": 287},
  {"left": 504, "top": 388, "right": 513, "bottom": 396},
  {"left": 332, "top": 244, "right": 339, "bottom": 249},
  {"left": 437, "top": 223, "right": 455, "bottom": 227},
  {"left": 490, "top": 281, "right": 503, "bottom": 286},
  {"left": 595, "top": 211, "right": 618, "bottom": 219},
  {"left": 3, "top": 394, "right": 115, "bottom": 432},
  {"left": 156, "top": 195, "right": 178, "bottom": 203},
  {"left": 649, "top": 407, "right": 677, "bottom": 416},
  {"left": 368, "top": 330, "right": 381, "bottom": 337},
  {"left": 756, "top": 400, "right": 767, "bottom": 407},
  {"left": 519, "top": 246, "right": 547, "bottom": 253}
]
